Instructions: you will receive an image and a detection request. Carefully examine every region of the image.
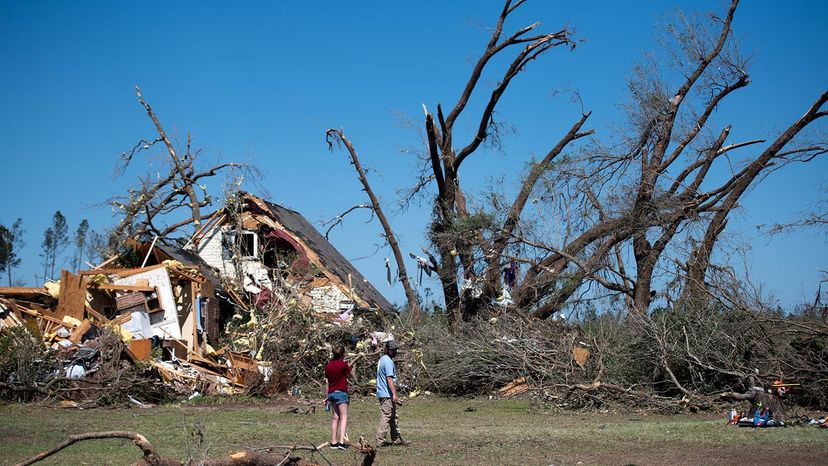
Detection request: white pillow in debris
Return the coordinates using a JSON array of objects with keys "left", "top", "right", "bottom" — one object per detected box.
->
[
  {"left": 370, "top": 331, "right": 395, "bottom": 346},
  {"left": 65, "top": 364, "right": 86, "bottom": 379}
]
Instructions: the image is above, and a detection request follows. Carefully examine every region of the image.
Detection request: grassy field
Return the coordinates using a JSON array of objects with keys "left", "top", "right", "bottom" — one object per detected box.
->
[{"left": 1, "top": 397, "right": 826, "bottom": 465}]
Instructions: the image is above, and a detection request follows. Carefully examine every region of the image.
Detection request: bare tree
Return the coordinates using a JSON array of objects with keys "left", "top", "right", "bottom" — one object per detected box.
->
[
  {"left": 109, "top": 87, "right": 250, "bottom": 246},
  {"left": 323, "top": 0, "right": 825, "bottom": 320},
  {"left": 326, "top": 129, "right": 421, "bottom": 320},
  {"left": 416, "top": 0, "right": 827, "bottom": 319},
  {"left": 766, "top": 185, "right": 828, "bottom": 237}
]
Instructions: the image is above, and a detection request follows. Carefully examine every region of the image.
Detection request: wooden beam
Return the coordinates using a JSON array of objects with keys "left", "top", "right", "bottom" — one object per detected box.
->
[
  {"left": 15, "top": 307, "right": 64, "bottom": 325},
  {"left": 78, "top": 268, "right": 131, "bottom": 276},
  {"left": 68, "top": 320, "right": 93, "bottom": 343},
  {"left": 92, "top": 254, "right": 120, "bottom": 269},
  {"left": 110, "top": 312, "right": 133, "bottom": 326},
  {"left": 0, "top": 286, "right": 49, "bottom": 296},
  {"left": 109, "top": 264, "right": 168, "bottom": 278},
  {"left": 89, "top": 284, "right": 155, "bottom": 292},
  {"left": 84, "top": 305, "right": 111, "bottom": 324}
]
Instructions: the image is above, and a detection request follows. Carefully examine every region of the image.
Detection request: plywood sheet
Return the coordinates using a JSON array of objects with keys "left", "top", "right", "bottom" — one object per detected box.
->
[{"left": 55, "top": 270, "right": 87, "bottom": 320}]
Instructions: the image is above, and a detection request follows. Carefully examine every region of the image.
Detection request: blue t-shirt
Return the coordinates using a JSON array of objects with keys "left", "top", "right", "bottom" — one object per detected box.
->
[{"left": 376, "top": 354, "right": 396, "bottom": 398}]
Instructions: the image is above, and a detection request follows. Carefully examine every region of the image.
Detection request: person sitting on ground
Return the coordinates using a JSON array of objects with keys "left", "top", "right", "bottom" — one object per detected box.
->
[
  {"left": 375, "top": 339, "right": 411, "bottom": 447},
  {"left": 325, "top": 344, "right": 352, "bottom": 449}
]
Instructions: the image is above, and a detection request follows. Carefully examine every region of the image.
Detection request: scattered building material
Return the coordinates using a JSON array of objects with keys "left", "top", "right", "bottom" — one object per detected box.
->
[{"left": 1, "top": 260, "right": 254, "bottom": 401}]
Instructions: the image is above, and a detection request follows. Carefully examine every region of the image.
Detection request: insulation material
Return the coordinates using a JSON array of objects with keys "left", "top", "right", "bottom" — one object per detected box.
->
[{"left": 121, "top": 308, "right": 152, "bottom": 339}]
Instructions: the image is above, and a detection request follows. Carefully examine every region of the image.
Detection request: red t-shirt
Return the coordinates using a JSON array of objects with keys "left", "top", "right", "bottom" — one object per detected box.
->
[{"left": 325, "top": 359, "right": 349, "bottom": 393}]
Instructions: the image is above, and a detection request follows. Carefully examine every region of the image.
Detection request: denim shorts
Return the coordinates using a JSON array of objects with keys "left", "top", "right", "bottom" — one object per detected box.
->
[{"left": 327, "top": 390, "right": 349, "bottom": 405}]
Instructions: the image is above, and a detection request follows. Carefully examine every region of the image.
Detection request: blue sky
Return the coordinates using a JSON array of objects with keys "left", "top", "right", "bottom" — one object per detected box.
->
[{"left": 1, "top": 1, "right": 826, "bottom": 308}]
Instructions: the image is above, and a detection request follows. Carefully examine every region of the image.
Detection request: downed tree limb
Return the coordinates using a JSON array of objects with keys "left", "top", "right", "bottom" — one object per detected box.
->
[
  {"left": 15, "top": 432, "right": 377, "bottom": 466},
  {"left": 14, "top": 431, "right": 162, "bottom": 466}
]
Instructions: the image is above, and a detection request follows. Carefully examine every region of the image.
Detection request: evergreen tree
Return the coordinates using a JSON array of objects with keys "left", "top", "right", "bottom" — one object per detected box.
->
[
  {"left": 40, "top": 227, "right": 54, "bottom": 281},
  {"left": 73, "top": 219, "right": 89, "bottom": 271},
  {"left": 0, "top": 219, "right": 25, "bottom": 286}
]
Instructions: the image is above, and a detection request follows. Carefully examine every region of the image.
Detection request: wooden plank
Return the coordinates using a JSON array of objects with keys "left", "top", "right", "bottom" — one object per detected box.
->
[
  {"left": 128, "top": 339, "right": 153, "bottom": 361},
  {"left": 187, "top": 351, "right": 222, "bottom": 370},
  {"left": 84, "top": 305, "right": 111, "bottom": 324},
  {"left": 110, "top": 264, "right": 167, "bottom": 278},
  {"left": 15, "top": 306, "right": 64, "bottom": 325},
  {"left": 110, "top": 312, "right": 132, "bottom": 326},
  {"left": 92, "top": 254, "right": 120, "bottom": 269},
  {"left": 190, "top": 211, "right": 225, "bottom": 247},
  {"left": 78, "top": 268, "right": 131, "bottom": 276},
  {"left": 0, "top": 286, "right": 49, "bottom": 296},
  {"left": 68, "top": 319, "right": 93, "bottom": 343},
  {"left": 89, "top": 283, "right": 155, "bottom": 292},
  {"left": 54, "top": 270, "right": 87, "bottom": 321},
  {"left": 167, "top": 267, "right": 205, "bottom": 283}
]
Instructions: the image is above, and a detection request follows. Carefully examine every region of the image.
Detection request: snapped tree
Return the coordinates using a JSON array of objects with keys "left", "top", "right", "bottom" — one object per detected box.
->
[
  {"left": 329, "top": 0, "right": 826, "bottom": 320},
  {"left": 108, "top": 87, "right": 251, "bottom": 247}
]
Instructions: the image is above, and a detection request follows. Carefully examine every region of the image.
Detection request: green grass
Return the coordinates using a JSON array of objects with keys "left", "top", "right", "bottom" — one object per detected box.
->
[{"left": 1, "top": 397, "right": 826, "bottom": 465}]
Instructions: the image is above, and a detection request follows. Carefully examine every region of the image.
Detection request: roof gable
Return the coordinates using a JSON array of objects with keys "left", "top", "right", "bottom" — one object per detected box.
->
[{"left": 259, "top": 199, "right": 393, "bottom": 313}]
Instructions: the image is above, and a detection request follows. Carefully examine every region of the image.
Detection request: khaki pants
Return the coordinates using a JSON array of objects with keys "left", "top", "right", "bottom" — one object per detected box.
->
[{"left": 376, "top": 397, "right": 400, "bottom": 442}]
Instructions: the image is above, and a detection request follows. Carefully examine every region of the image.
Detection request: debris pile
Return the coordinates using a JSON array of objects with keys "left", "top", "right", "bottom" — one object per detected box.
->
[
  {"left": 1, "top": 189, "right": 410, "bottom": 405},
  {"left": 0, "top": 261, "right": 274, "bottom": 405}
]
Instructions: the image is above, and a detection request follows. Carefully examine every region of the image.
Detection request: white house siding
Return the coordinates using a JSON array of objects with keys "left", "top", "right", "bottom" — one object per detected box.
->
[
  {"left": 195, "top": 225, "right": 273, "bottom": 291},
  {"left": 196, "top": 225, "right": 232, "bottom": 276}
]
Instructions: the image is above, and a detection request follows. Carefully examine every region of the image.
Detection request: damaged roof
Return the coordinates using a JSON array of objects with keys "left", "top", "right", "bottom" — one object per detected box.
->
[
  {"left": 261, "top": 199, "right": 394, "bottom": 314},
  {"left": 153, "top": 243, "right": 225, "bottom": 293}
]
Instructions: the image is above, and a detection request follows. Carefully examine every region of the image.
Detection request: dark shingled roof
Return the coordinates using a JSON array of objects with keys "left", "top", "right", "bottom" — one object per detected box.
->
[
  {"left": 154, "top": 243, "right": 225, "bottom": 293},
  {"left": 262, "top": 200, "right": 393, "bottom": 314}
]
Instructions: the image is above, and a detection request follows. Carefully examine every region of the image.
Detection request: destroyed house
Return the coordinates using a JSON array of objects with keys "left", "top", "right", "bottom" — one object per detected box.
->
[
  {"left": 131, "top": 241, "right": 230, "bottom": 347},
  {"left": 188, "top": 192, "right": 393, "bottom": 316}
]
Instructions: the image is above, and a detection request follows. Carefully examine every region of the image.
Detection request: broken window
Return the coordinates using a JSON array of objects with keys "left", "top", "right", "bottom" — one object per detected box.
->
[
  {"left": 223, "top": 230, "right": 258, "bottom": 260},
  {"left": 238, "top": 231, "right": 257, "bottom": 258}
]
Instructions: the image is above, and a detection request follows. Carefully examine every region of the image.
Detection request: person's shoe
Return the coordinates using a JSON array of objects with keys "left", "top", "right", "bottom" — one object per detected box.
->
[
  {"left": 328, "top": 443, "right": 340, "bottom": 450},
  {"left": 336, "top": 443, "right": 349, "bottom": 450},
  {"left": 377, "top": 440, "right": 394, "bottom": 448},
  {"left": 392, "top": 438, "right": 412, "bottom": 446}
]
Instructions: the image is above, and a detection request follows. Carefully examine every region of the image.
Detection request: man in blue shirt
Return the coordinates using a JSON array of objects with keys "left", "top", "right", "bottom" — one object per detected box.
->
[{"left": 375, "top": 340, "right": 411, "bottom": 446}]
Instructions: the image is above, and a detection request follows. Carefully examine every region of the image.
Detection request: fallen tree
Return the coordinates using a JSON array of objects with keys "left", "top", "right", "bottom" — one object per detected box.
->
[{"left": 412, "top": 301, "right": 827, "bottom": 411}]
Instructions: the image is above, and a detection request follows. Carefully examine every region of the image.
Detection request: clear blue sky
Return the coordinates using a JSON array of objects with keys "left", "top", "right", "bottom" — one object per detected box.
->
[{"left": 1, "top": 1, "right": 826, "bottom": 308}]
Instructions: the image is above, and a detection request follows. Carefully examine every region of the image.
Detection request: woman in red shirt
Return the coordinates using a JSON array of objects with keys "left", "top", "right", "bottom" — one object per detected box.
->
[{"left": 324, "top": 345, "right": 351, "bottom": 449}]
